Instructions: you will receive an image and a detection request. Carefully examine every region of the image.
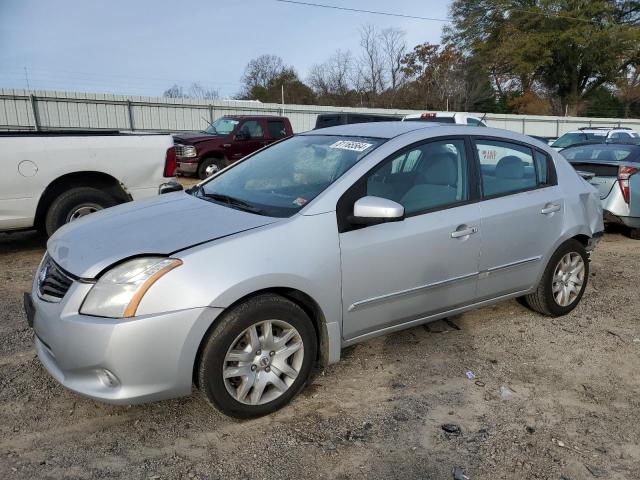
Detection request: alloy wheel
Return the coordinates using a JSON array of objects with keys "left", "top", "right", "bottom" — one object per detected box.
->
[
  {"left": 223, "top": 320, "right": 304, "bottom": 405},
  {"left": 552, "top": 252, "right": 585, "bottom": 307}
]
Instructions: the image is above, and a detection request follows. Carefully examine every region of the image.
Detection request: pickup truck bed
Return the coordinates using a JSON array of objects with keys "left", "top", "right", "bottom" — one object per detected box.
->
[{"left": 0, "top": 131, "right": 179, "bottom": 236}]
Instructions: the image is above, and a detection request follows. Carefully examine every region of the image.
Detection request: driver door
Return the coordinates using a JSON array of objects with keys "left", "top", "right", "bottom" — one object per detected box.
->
[{"left": 338, "top": 138, "right": 481, "bottom": 341}]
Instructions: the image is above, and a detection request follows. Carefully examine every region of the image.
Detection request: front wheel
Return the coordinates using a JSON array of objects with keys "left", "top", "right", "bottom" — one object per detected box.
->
[
  {"left": 521, "top": 239, "right": 589, "bottom": 317},
  {"left": 197, "top": 158, "right": 225, "bottom": 179},
  {"left": 197, "top": 294, "right": 317, "bottom": 418}
]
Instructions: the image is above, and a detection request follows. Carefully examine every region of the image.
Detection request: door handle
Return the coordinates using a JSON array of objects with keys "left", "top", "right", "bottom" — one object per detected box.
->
[
  {"left": 541, "top": 203, "right": 561, "bottom": 214},
  {"left": 451, "top": 226, "right": 478, "bottom": 238}
]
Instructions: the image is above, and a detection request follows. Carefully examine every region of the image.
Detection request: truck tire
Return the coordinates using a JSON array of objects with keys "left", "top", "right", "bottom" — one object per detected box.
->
[
  {"left": 45, "top": 187, "right": 117, "bottom": 237},
  {"left": 521, "top": 239, "right": 589, "bottom": 317},
  {"left": 198, "top": 158, "right": 225, "bottom": 179}
]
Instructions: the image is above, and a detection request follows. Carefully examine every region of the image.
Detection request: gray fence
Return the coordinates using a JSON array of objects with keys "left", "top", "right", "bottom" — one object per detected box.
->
[{"left": 2, "top": 88, "right": 640, "bottom": 136}]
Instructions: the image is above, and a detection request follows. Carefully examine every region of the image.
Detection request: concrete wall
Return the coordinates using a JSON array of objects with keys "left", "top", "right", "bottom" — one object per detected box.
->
[{"left": 2, "top": 88, "right": 639, "bottom": 136}]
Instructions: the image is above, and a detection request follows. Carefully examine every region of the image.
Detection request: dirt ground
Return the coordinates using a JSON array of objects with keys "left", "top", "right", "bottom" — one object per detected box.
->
[{"left": 1, "top": 222, "right": 639, "bottom": 480}]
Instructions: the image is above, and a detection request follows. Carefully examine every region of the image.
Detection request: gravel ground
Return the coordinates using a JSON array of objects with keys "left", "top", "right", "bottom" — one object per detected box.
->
[{"left": 1, "top": 224, "right": 639, "bottom": 480}]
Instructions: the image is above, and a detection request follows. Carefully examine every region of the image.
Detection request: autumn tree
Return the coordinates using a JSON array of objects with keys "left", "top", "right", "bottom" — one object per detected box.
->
[{"left": 446, "top": 0, "right": 640, "bottom": 115}]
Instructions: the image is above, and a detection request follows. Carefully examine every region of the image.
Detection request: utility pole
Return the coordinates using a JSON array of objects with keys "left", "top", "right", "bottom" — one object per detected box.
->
[
  {"left": 281, "top": 84, "right": 284, "bottom": 116},
  {"left": 24, "top": 67, "right": 30, "bottom": 91}
]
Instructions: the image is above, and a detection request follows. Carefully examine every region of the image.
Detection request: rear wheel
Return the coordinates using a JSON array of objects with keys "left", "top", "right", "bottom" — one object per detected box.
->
[
  {"left": 197, "top": 294, "right": 317, "bottom": 418},
  {"left": 44, "top": 187, "right": 116, "bottom": 237},
  {"left": 521, "top": 239, "right": 589, "bottom": 317}
]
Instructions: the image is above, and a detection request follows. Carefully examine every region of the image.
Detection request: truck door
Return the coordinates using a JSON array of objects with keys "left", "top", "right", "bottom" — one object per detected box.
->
[
  {"left": 265, "top": 119, "right": 288, "bottom": 145},
  {"left": 227, "top": 120, "right": 267, "bottom": 161}
]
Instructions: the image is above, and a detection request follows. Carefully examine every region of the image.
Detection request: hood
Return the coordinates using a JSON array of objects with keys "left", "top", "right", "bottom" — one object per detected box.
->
[
  {"left": 173, "top": 133, "right": 226, "bottom": 145},
  {"left": 48, "top": 192, "right": 279, "bottom": 278}
]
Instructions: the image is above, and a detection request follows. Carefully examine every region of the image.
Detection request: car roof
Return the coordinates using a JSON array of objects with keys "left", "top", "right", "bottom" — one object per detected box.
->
[{"left": 302, "top": 121, "right": 442, "bottom": 139}]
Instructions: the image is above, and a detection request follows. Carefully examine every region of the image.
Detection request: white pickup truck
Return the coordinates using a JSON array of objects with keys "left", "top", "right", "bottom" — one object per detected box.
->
[
  {"left": 402, "top": 112, "right": 487, "bottom": 126},
  {"left": 0, "top": 131, "right": 181, "bottom": 236}
]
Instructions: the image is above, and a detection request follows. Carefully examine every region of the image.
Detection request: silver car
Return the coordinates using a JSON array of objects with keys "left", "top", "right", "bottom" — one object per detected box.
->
[
  {"left": 560, "top": 143, "right": 640, "bottom": 239},
  {"left": 26, "top": 122, "right": 603, "bottom": 418}
]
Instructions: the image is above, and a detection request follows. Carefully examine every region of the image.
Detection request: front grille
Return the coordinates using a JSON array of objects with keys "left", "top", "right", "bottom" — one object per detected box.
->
[
  {"left": 174, "top": 144, "right": 187, "bottom": 157},
  {"left": 37, "top": 254, "right": 73, "bottom": 301}
]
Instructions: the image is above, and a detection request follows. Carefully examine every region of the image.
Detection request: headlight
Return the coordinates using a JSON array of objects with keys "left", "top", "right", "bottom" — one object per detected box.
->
[
  {"left": 80, "top": 257, "right": 182, "bottom": 318},
  {"left": 176, "top": 145, "right": 197, "bottom": 158}
]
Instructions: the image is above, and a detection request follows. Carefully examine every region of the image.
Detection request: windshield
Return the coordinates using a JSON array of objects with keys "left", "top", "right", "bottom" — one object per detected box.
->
[
  {"left": 561, "top": 145, "right": 635, "bottom": 162},
  {"left": 205, "top": 117, "right": 240, "bottom": 135},
  {"left": 193, "top": 135, "right": 384, "bottom": 217},
  {"left": 552, "top": 132, "right": 606, "bottom": 148}
]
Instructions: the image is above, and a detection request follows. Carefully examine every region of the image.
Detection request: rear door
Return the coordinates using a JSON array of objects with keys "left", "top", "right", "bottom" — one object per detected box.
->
[
  {"left": 265, "top": 119, "right": 288, "bottom": 145},
  {"left": 473, "top": 138, "right": 563, "bottom": 300}
]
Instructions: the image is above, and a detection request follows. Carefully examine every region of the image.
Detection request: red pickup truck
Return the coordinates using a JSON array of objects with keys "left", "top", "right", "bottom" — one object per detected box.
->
[{"left": 174, "top": 115, "right": 293, "bottom": 179}]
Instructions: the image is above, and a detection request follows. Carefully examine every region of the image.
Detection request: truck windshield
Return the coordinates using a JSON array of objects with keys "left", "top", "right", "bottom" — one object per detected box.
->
[
  {"left": 205, "top": 118, "right": 239, "bottom": 135},
  {"left": 192, "top": 135, "right": 384, "bottom": 217}
]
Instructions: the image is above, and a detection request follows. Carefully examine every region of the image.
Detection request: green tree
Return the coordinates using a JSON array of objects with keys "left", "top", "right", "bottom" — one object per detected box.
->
[{"left": 446, "top": 0, "right": 640, "bottom": 116}]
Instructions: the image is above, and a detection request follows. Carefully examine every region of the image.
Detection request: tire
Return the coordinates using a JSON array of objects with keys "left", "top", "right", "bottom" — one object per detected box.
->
[
  {"left": 629, "top": 228, "right": 640, "bottom": 240},
  {"left": 45, "top": 187, "right": 116, "bottom": 237},
  {"left": 197, "top": 294, "right": 317, "bottom": 418},
  {"left": 197, "top": 158, "right": 224, "bottom": 179},
  {"left": 522, "top": 239, "right": 589, "bottom": 317}
]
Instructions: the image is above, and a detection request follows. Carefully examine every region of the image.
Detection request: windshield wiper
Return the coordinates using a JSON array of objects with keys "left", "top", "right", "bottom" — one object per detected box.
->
[{"left": 201, "top": 192, "right": 266, "bottom": 215}]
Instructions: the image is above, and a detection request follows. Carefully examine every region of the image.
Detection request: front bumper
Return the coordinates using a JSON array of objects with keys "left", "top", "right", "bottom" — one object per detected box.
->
[
  {"left": 28, "top": 282, "right": 222, "bottom": 405},
  {"left": 177, "top": 160, "right": 198, "bottom": 174}
]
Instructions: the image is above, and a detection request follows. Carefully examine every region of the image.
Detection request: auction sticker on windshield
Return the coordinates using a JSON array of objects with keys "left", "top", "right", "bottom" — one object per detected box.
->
[{"left": 330, "top": 140, "right": 374, "bottom": 152}]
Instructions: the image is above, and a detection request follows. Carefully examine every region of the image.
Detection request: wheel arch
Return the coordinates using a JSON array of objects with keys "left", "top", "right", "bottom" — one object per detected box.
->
[
  {"left": 35, "top": 171, "right": 130, "bottom": 230},
  {"left": 192, "top": 287, "right": 332, "bottom": 387}
]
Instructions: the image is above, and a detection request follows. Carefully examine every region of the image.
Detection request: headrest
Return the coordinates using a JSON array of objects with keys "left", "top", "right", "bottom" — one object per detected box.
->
[
  {"left": 422, "top": 153, "right": 457, "bottom": 185},
  {"left": 495, "top": 156, "right": 524, "bottom": 179}
]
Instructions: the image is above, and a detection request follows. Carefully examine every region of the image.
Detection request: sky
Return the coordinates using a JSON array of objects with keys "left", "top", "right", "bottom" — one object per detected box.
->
[{"left": 0, "top": 0, "right": 451, "bottom": 98}]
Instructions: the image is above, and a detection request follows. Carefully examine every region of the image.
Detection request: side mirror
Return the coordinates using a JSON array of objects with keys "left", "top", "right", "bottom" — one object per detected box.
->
[
  {"left": 350, "top": 196, "right": 404, "bottom": 225},
  {"left": 235, "top": 131, "right": 249, "bottom": 141}
]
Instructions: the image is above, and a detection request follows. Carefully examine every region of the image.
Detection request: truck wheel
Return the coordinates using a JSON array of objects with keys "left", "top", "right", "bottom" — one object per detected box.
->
[
  {"left": 45, "top": 187, "right": 116, "bottom": 236},
  {"left": 198, "top": 158, "right": 224, "bottom": 179},
  {"left": 197, "top": 294, "right": 317, "bottom": 418},
  {"left": 521, "top": 239, "right": 589, "bottom": 317}
]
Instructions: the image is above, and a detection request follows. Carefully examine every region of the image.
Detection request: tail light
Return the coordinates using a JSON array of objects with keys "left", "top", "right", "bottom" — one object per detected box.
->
[
  {"left": 164, "top": 147, "right": 177, "bottom": 177},
  {"left": 420, "top": 112, "right": 437, "bottom": 119},
  {"left": 618, "top": 165, "right": 638, "bottom": 204}
]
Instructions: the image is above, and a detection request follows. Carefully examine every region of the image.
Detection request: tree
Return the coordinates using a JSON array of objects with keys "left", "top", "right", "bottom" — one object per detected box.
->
[
  {"left": 163, "top": 83, "right": 218, "bottom": 100},
  {"left": 163, "top": 84, "right": 186, "bottom": 98},
  {"left": 243, "top": 68, "right": 316, "bottom": 105},
  {"left": 446, "top": 0, "right": 640, "bottom": 115},
  {"left": 239, "top": 54, "right": 286, "bottom": 97},
  {"left": 357, "top": 24, "right": 386, "bottom": 104},
  {"left": 308, "top": 50, "right": 358, "bottom": 106}
]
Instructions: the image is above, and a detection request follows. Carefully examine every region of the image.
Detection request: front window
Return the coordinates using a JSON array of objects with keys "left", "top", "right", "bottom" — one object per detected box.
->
[
  {"left": 551, "top": 132, "right": 605, "bottom": 148},
  {"left": 192, "top": 135, "right": 384, "bottom": 217},
  {"left": 205, "top": 117, "right": 240, "bottom": 135}
]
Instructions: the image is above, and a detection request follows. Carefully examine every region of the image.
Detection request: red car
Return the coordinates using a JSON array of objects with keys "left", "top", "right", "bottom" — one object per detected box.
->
[{"left": 174, "top": 115, "right": 293, "bottom": 179}]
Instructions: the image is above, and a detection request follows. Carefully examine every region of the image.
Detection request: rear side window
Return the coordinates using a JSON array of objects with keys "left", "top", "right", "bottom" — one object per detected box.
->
[
  {"left": 534, "top": 150, "right": 552, "bottom": 185},
  {"left": 466, "top": 118, "right": 484, "bottom": 126},
  {"left": 267, "top": 120, "right": 287, "bottom": 139},
  {"left": 475, "top": 140, "right": 537, "bottom": 197}
]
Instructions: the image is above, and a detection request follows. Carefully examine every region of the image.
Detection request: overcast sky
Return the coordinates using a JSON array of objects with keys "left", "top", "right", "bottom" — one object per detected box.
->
[{"left": 0, "top": 0, "right": 451, "bottom": 98}]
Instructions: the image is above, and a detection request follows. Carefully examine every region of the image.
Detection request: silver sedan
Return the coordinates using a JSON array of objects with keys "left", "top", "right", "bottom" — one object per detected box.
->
[{"left": 26, "top": 122, "right": 603, "bottom": 417}]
